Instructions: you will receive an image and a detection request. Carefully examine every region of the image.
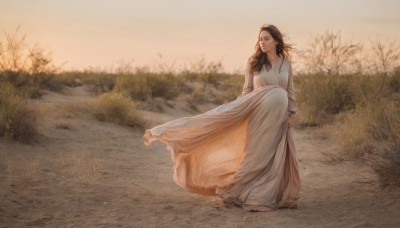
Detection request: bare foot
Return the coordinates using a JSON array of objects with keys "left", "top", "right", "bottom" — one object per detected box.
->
[
  {"left": 250, "top": 205, "right": 272, "bottom": 212},
  {"left": 213, "top": 197, "right": 224, "bottom": 204}
]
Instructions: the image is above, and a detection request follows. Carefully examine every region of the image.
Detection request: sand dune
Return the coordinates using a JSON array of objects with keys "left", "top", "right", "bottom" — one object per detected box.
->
[{"left": 0, "top": 86, "right": 399, "bottom": 227}]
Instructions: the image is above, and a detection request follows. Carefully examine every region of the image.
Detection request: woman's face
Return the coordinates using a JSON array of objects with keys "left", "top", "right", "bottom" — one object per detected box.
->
[{"left": 259, "top": 30, "right": 277, "bottom": 53}]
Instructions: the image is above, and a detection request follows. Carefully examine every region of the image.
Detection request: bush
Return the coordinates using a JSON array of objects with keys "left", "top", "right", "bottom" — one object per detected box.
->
[
  {"left": 297, "top": 73, "right": 356, "bottom": 126},
  {"left": 0, "top": 82, "right": 39, "bottom": 143},
  {"left": 389, "top": 67, "right": 400, "bottom": 93},
  {"left": 93, "top": 92, "right": 147, "bottom": 131},
  {"left": 0, "top": 71, "right": 45, "bottom": 98}
]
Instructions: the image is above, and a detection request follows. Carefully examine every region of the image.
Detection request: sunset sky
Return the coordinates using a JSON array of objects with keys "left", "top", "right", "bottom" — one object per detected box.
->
[{"left": 1, "top": 0, "right": 399, "bottom": 72}]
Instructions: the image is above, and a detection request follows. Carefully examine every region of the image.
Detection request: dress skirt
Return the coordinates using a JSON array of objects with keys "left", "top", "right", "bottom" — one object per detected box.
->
[{"left": 143, "top": 85, "right": 300, "bottom": 211}]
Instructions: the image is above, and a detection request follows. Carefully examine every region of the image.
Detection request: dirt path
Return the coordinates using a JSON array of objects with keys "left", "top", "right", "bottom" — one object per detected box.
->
[{"left": 0, "top": 87, "right": 399, "bottom": 227}]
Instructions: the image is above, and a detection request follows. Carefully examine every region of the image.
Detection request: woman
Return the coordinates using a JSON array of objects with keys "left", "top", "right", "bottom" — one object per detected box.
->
[{"left": 143, "top": 24, "right": 300, "bottom": 212}]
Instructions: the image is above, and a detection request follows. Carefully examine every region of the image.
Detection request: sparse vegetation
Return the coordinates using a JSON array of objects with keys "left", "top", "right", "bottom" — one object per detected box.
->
[
  {"left": 1, "top": 26, "right": 399, "bottom": 189},
  {"left": 297, "top": 32, "right": 400, "bottom": 188},
  {"left": 113, "top": 71, "right": 182, "bottom": 101}
]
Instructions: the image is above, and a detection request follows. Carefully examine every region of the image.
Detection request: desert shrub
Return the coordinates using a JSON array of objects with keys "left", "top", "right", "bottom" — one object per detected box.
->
[
  {"left": 0, "top": 27, "right": 61, "bottom": 94},
  {"left": 338, "top": 101, "right": 400, "bottom": 188},
  {"left": 296, "top": 73, "right": 356, "bottom": 126},
  {"left": 350, "top": 74, "right": 383, "bottom": 104},
  {"left": 54, "top": 72, "right": 84, "bottom": 87},
  {"left": 0, "top": 82, "right": 39, "bottom": 143},
  {"left": 179, "top": 71, "right": 198, "bottom": 82},
  {"left": 189, "top": 86, "right": 207, "bottom": 105},
  {"left": 374, "top": 158, "right": 400, "bottom": 190},
  {"left": 300, "top": 31, "right": 362, "bottom": 75},
  {"left": 212, "top": 73, "right": 243, "bottom": 104},
  {"left": 114, "top": 71, "right": 181, "bottom": 101},
  {"left": 177, "top": 72, "right": 242, "bottom": 105},
  {"left": 81, "top": 72, "right": 116, "bottom": 93},
  {"left": 389, "top": 67, "right": 400, "bottom": 93},
  {"left": 54, "top": 71, "right": 117, "bottom": 94},
  {"left": 93, "top": 92, "right": 147, "bottom": 131},
  {"left": 0, "top": 71, "right": 46, "bottom": 98},
  {"left": 368, "top": 102, "right": 400, "bottom": 145},
  {"left": 0, "top": 70, "right": 61, "bottom": 96}
]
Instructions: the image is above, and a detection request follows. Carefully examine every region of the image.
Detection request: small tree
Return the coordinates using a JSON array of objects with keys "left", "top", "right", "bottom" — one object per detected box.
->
[
  {"left": 0, "top": 26, "right": 57, "bottom": 75},
  {"left": 369, "top": 39, "right": 400, "bottom": 94},
  {"left": 371, "top": 39, "right": 400, "bottom": 76},
  {"left": 0, "top": 26, "right": 28, "bottom": 72},
  {"left": 300, "top": 31, "right": 362, "bottom": 75}
]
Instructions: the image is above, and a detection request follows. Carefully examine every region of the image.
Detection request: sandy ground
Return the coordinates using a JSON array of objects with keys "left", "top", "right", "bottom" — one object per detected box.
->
[{"left": 0, "top": 86, "right": 399, "bottom": 228}]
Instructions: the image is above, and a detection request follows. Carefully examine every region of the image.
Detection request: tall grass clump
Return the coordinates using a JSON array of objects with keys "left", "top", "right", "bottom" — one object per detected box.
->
[
  {"left": 93, "top": 92, "right": 147, "bottom": 131},
  {"left": 0, "top": 82, "right": 39, "bottom": 143}
]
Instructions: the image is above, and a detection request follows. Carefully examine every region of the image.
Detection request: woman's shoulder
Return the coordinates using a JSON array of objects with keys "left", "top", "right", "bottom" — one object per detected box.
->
[
  {"left": 282, "top": 58, "right": 292, "bottom": 65},
  {"left": 282, "top": 58, "right": 293, "bottom": 70},
  {"left": 245, "top": 58, "right": 252, "bottom": 68}
]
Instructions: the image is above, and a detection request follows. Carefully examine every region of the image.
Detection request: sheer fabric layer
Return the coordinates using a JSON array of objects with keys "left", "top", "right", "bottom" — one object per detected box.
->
[{"left": 144, "top": 83, "right": 300, "bottom": 210}]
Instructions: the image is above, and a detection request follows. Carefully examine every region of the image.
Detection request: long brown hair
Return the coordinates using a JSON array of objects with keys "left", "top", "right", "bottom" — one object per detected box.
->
[{"left": 248, "top": 24, "right": 294, "bottom": 75}]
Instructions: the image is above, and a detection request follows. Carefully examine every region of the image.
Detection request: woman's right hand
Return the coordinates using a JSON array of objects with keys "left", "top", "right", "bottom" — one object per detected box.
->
[{"left": 287, "top": 112, "right": 297, "bottom": 128}]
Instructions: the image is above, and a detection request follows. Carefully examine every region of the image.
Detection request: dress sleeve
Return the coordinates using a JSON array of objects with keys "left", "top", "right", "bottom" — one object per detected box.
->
[
  {"left": 241, "top": 61, "right": 253, "bottom": 96},
  {"left": 287, "top": 62, "right": 298, "bottom": 113}
]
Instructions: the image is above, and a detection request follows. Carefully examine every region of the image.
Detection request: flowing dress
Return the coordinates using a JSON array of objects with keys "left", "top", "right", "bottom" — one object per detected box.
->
[{"left": 143, "top": 58, "right": 300, "bottom": 211}]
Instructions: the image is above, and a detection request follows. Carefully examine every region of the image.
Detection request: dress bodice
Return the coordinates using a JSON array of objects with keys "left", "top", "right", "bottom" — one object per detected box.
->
[
  {"left": 240, "top": 58, "right": 298, "bottom": 113},
  {"left": 253, "top": 59, "right": 290, "bottom": 90}
]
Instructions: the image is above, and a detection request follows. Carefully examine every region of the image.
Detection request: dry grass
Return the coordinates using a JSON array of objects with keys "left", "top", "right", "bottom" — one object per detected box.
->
[
  {"left": 4, "top": 155, "right": 41, "bottom": 186},
  {"left": 55, "top": 152, "right": 106, "bottom": 184},
  {"left": 373, "top": 158, "right": 400, "bottom": 190},
  {"left": 2, "top": 152, "right": 106, "bottom": 188},
  {"left": 389, "top": 68, "right": 400, "bottom": 92},
  {"left": 56, "top": 100, "right": 94, "bottom": 119},
  {"left": 336, "top": 109, "right": 375, "bottom": 158},
  {"left": 295, "top": 69, "right": 400, "bottom": 189},
  {"left": 337, "top": 101, "right": 400, "bottom": 188}
]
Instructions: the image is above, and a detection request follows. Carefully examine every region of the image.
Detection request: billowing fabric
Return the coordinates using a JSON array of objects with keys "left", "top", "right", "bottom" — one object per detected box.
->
[{"left": 143, "top": 58, "right": 300, "bottom": 211}]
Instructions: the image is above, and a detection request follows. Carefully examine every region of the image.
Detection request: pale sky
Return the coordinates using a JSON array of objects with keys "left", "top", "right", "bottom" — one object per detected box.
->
[{"left": 1, "top": 0, "right": 399, "bottom": 72}]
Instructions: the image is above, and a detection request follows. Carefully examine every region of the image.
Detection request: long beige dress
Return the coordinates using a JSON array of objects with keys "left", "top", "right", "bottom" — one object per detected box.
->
[{"left": 143, "top": 58, "right": 300, "bottom": 211}]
